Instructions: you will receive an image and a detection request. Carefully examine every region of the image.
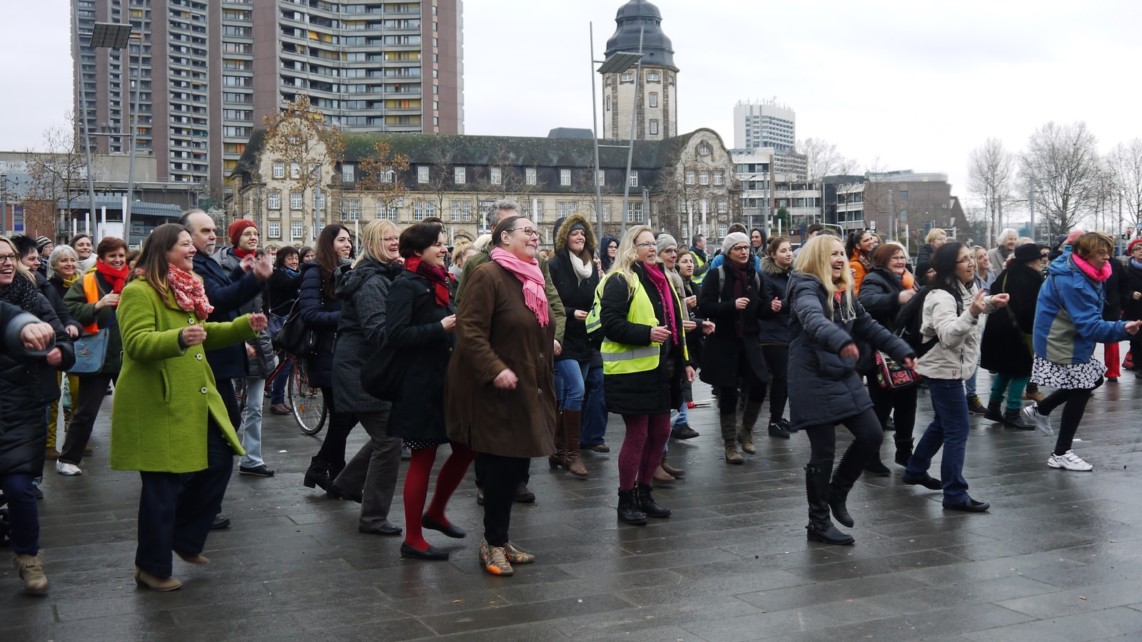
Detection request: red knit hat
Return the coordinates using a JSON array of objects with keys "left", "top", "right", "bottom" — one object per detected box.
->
[
  {"left": 1128, "top": 238, "right": 1142, "bottom": 254},
  {"left": 228, "top": 219, "right": 258, "bottom": 246}
]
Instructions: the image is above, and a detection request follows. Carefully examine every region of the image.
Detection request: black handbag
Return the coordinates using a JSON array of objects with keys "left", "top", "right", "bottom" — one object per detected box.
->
[
  {"left": 360, "top": 344, "right": 406, "bottom": 401},
  {"left": 273, "top": 299, "right": 316, "bottom": 357}
]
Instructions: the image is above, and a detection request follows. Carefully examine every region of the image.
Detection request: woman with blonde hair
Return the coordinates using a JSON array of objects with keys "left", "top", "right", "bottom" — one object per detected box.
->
[
  {"left": 326, "top": 219, "right": 406, "bottom": 535},
  {"left": 786, "top": 235, "right": 914, "bottom": 545},
  {"left": 111, "top": 223, "right": 266, "bottom": 590},
  {"left": 915, "top": 228, "right": 947, "bottom": 284},
  {"left": 594, "top": 225, "right": 694, "bottom": 525}
]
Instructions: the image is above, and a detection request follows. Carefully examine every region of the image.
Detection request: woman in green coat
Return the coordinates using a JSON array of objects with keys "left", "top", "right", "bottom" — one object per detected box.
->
[{"left": 112, "top": 224, "right": 266, "bottom": 591}]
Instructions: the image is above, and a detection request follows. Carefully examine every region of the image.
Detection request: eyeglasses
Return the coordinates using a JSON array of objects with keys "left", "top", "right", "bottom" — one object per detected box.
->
[
  {"left": 955, "top": 257, "right": 975, "bottom": 265},
  {"left": 510, "top": 227, "right": 539, "bottom": 237},
  {"left": 0, "top": 254, "right": 15, "bottom": 264},
  {"left": 660, "top": 248, "right": 678, "bottom": 254},
  {"left": 730, "top": 244, "right": 750, "bottom": 252}
]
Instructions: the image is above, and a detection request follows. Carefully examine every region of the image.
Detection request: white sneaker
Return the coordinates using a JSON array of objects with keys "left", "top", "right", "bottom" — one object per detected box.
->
[
  {"left": 1021, "top": 404, "right": 1054, "bottom": 436},
  {"left": 55, "top": 461, "right": 82, "bottom": 476},
  {"left": 1048, "top": 450, "right": 1093, "bottom": 471}
]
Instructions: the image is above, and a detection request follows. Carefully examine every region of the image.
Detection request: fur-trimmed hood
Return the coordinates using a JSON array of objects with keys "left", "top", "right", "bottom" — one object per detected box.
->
[
  {"left": 760, "top": 255, "right": 789, "bottom": 277},
  {"left": 554, "top": 213, "right": 596, "bottom": 259}
]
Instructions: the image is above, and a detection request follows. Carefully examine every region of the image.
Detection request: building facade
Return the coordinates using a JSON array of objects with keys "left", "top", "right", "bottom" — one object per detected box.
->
[
  {"left": 732, "top": 148, "right": 822, "bottom": 237},
  {"left": 72, "top": 0, "right": 463, "bottom": 191},
  {"left": 601, "top": 0, "right": 678, "bottom": 141},
  {"left": 732, "top": 99, "right": 807, "bottom": 179}
]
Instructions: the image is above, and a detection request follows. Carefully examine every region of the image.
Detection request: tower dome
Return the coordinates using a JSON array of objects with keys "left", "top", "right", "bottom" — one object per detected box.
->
[{"left": 604, "top": 0, "right": 677, "bottom": 71}]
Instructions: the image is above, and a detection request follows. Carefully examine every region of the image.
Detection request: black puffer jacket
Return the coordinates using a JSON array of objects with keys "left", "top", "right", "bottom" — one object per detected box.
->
[
  {"left": 698, "top": 262, "right": 769, "bottom": 388},
  {"left": 297, "top": 262, "right": 342, "bottom": 389},
  {"left": 0, "top": 282, "right": 75, "bottom": 476},
  {"left": 192, "top": 251, "right": 263, "bottom": 379},
  {"left": 980, "top": 262, "right": 1043, "bottom": 377},
  {"left": 786, "top": 272, "right": 912, "bottom": 430},
  {"left": 858, "top": 267, "right": 907, "bottom": 331},
  {"left": 332, "top": 258, "right": 402, "bottom": 415},
  {"left": 39, "top": 273, "right": 81, "bottom": 334},
  {"left": 385, "top": 269, "right": 456, "bottom": 440},
  {"left": 1103, "top": 256, "right": 1127, "bottom": 322},
  {"left": 548, "top": 214, "right": 600, "bottom": 364},
  {"left": 1124, "top": 260, "right": 1142, "bottom": 322},
  {"left": 759, "top": 255, "right": 791, "bottom": 345}
]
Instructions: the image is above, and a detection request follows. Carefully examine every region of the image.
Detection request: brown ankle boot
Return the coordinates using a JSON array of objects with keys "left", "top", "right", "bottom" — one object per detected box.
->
[
  {"left": 660, "top": 452, "right": 685, "bottom": 477},
  {"left": 562, "top": 410, "right": 588, "bottom": 478}
]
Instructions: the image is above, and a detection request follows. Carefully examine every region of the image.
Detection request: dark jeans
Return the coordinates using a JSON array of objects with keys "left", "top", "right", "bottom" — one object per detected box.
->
[
  {"left": 0, "top": 473, "right": 39, "bottom": 555},
  {"left": 475, "top": 453, "right": 530, "bottom": 547},
  {"left": 315, "top": 386, "right": 359, "bottom": 472},
  {"left": 334, "top": 410, "right": 402, "bottom": 528},
  {"left": 59, "top": 372, "right": 116, "bottom": 465},
  {"left": 135, "top": 421, "right": 234, "bottom": 579},
  {"left": 1037, "top": 380, "right": 1101, "bottom": 456},
  {"left": 269, "top": 360, "right": 291, "bottom": 405},
  {"left": 867, "top": 376, "right": 918, "bottom": 444},
  {"left": 907, "top": 378, "right": 971, "bottom": 504},
  {"left": 804, "top": 408, "right": 883, "bottom": 482},
  {"left": 579, "top": 365, "right": 607, "bottom": 446},
  {"left": 718, "top": 351, "right": 767, "bottom": 415},
  {"left": 761, "top": 343, "right": 789, "bottom": 421}
]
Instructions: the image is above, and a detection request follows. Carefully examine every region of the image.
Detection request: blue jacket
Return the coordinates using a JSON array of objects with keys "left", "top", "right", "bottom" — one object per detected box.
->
[
  {"left": 192, "top": 251, "right": 263, "bottom": 379},
  {"left": 1033, "top": 252, "right": 1129, "bottom": 365},
  {"left": 297, "top": 262, "right": 342, "bottom": 389}
]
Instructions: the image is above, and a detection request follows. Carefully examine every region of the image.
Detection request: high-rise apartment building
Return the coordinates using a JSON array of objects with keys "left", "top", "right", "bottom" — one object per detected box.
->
[
  {"left": 733, "top": 99, "right": 795, "bottom": 152},
  {"left": 73, "top": 0, "right": 463, "bottom": 191}
]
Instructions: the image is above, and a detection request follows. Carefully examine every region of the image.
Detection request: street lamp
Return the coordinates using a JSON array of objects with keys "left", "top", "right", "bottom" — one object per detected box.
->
[{"left": 588, "top": 22, "right": 642, "bottom": 242}]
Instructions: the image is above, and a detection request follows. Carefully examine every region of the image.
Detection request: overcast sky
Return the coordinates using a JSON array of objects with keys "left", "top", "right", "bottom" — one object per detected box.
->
[{"left": 5, "top": 0, "right": 1140, "bottom": 220}]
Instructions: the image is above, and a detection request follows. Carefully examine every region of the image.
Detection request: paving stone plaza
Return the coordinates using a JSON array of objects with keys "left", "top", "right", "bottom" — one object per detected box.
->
[{"left": 5, "top": 369, "right": 1142, "bottom": 641}]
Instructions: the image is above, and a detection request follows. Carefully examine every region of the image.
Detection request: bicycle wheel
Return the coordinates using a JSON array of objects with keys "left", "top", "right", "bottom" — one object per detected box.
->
[{"left": 289, "top": 359, "right": 327, "bottom": 436}]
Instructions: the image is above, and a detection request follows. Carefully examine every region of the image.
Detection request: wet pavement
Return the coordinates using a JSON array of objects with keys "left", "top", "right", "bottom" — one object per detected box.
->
[{"left": 5, "top": 367, "right": 1142, "bottom": 641}]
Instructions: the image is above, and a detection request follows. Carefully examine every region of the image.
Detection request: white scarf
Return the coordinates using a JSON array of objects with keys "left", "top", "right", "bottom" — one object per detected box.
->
[{"left": 569, "top": 251, "right": 592, "bottom": 281}]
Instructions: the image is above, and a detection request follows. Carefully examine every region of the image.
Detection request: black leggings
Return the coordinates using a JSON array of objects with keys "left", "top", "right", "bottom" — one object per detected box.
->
[
  {"left": 718, "top": 350, "right": 767, "bottom": 416},
  {"left": 804, "top": 408, "right": 884, "bottom": 484},
  {"left": 867, "top": 376, "right": 918, "bottom": 445},
  {"left": 315, "top": 386, "right": 360, "bottom": 470},
  {"left": 761, "top": 344, "right": 788, "bottom": 422},
  {"left": 1036, "top": 379, "right": 1102, "bottom": 456}
]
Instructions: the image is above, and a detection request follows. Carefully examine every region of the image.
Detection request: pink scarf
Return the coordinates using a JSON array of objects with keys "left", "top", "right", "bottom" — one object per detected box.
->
[
  {"left": 490, "top": 247, "right": 549, "bottom": 327},
  {"left": 643, "top": 262, "right": 680, "bottom": 345},
  {"left": 1071, "top": 253, "right": 1111, "bottom": 282},
  {"left": 168, "top": 264, "right": 214, "bottom": 320}
]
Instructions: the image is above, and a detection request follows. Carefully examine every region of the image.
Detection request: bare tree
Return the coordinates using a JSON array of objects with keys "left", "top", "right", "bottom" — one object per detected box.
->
[
  {"left": 24, "top": 114, "right": 88, "bottom": 239},
  {"left": 798, "top": 138, "right": 858, "bottom": 179},
  {"left": 967, "top": 138, "right": 1017, "bottom": 246},
  {"left": 355, "top": 138, "right": 410, "bottom": 220},
  {"left": 1020, "top": 121, "right": 1102, "bottom": 237},
  {"left": 263, "top": 96, "right": 345, "bottom": 242},
  {"left": 1109, "top": 138, "right": 1142, "bottom": 230}
]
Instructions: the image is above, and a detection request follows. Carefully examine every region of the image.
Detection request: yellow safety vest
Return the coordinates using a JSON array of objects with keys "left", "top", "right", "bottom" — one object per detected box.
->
[
  {"left": 691, "top": 251, "right": 707, "bottom": 285},
  {"left": 586, "top": 271, "right": 688, "bottom": 376}
]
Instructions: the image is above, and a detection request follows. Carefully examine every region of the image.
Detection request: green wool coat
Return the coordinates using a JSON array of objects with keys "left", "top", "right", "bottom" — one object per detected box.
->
[{"left": 110, "top": 279, "right": 255, "bottom": 473}]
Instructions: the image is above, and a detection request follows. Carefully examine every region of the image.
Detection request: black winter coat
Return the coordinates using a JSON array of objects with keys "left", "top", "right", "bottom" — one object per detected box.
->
[
  {"left": 216, "top": 248, "right": 277, "bottom": 378},
  {"left": 759, "top": 256, "right": 792, "bottom": 345},
  {"left": 698, "top": 262, "right": 769, "bottom": 388},
  {"left": 915, "top": 243, "right": 936, "bottom": 281},
  {"left": 0, "top": 287, "right": 75, "bottom": 476},
  {"left": 40, "top": 273, "right": 82, "bottom": 334},
  {"left": 980, "top": 263, "right": 1043, "bottom": 376},
  {"left": 858, "top": 268, "right": 908, "bottom": 331},
  {"left": 265, "top": 267, "right": 301, "bottom": 317},
  {"left": 1103, "top": 256, "right": 1127, "bottom": 321},
  {"left": 600, "top": 263, "right": 686, "bottom": 415},
  {"left": 332, "top": 258, "right": 402, "bottom": 415},
  {"left": 192, "top": 251, "right": 263, "bottom": 379},
  {"left": 786, "top": 272, "right": 913, "bottom": 430},
  {"left": 385, "top": 269, "right": 455, "bottom": 440},
  {"left": 297, "top": 262, "right": 342, "bottom": 389},
  {"left": 548, "top": 249, "right": 599, "bottom": 364},
  {"left": 1123, "top": 260, "right": 1142, "bottom": 322}
]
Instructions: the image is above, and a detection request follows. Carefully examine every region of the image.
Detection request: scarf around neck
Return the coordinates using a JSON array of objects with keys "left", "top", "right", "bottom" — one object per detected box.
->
[
  {"left": 168, "top": 264, "right": 214, "bottom": 320},
  {"left": 233, "top": 247, "right": 257, "bottom": 260},
  {"left": 490, "top": 247, "right": 549, "bottom": 327},
  {"left": 725, "top": 259, "right": 751, "bottom": 338},
  {"left": 1071, "top": 253, "right": 1111, "bottom": 282},
  {"left": 569, "top": 250, "right": 593, "bottom": 281},
  {"left": 96, "top": 260, "right": 130, "bottom": 294},
  {"left": 404, "top": 256, "right": 451, "bottom": 308},
  {"left": 642, "top": 261, "right": 680, "bottom": 345},
  {"left": 0, "top": 273, "right": 42, "bottom": 312}
]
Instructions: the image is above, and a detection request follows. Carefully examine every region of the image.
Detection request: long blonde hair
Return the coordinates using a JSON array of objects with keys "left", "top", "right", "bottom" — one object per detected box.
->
[
  {"left": 793, "top": 234, "right": 853, "bottom": 318},
  {"left": 354, "top": 219, "right": 400, "bottom": 267},
  {"left": 610, "top": 225, "right": 655, "bottom": 298}
]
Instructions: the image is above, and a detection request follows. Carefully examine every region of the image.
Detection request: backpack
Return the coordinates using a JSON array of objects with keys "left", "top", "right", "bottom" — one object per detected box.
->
[{"left": 894, "top": 286, "right": 963, "bottom": 358}]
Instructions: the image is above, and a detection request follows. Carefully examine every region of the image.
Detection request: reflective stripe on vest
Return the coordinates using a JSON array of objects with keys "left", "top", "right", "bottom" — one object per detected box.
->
[{"left": 81, "top": 272, "right": 100, "bottom": 335}]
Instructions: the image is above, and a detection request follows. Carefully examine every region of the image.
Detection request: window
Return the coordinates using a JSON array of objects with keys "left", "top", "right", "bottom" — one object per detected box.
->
[
  {"left": 605, "top": 95, "right": 611, "bottom": 111},
  {"left": 315, "top": 190, "right": 325, "bottom": 210},
  {"left": 490, "top": 166, "right": 502, "bottom": 185},
  {"left": 649, "top": 119, "right": 659, "bottom": 135},
  {"left": 343, "top": 199, "right": 361, "bottom": 220},
  {"left": 620, "top": 72, "right": 633, "bottom": 83},
  {"left": 714, "top": 170, "right": 725, "bottom": 186},
  {"left": 628, "top": 172, "right": 638, "bottom": 187},
  {"left": 450, "top": 200, "right": 472, "bottom": 222},
  {"left": 602, "top": 201, "right": 614, "bottom": 221},
  {"left": 649, "top": 92, "right": 658, "bottom": 108},
  {"left": 454, "top": 166, "right": 466, "bottom": 184},
  {"left": 697, "top": 142, "right": 712, "bottom": 157},
  {"left": 290, "top": 192, "right": 303, "bottom": 210},
  {"left": 417, "top": 166, "right": 429, "bottom": 183},
  {"left": 525, "top": 167, "right": 537, "bottom": 186},
  {"left": 718, "top": 224, "right": 728, "bottom": 238},
  {"left": 378, "top": 201, "right": 399, "bottom": 221},
  {"left": 290, "top": 163, "right": 300, "bottom": 179},
  {"left": 647, "top": 71, "right": 660, "bottom": 82},
  {"left": 557, "top": 201, "right": 575, "bottom": 218},
  {"left": 272, "top": 162, "right": 285, "bottom": 179},
  {"left": 685, "top": 171, "right": 696, "bottom": 185},
  {"left": 717, "top": 200, "right": 728, "bottom": 214},
  {"left": 699, "top": 171, "right": 709, "bottom": 186},
  {"left": 625, "top": 202, "right": 644, "bottom": 223},
  {"left": 413, "top": 201, "right": 436, "bottom": 220},
  {"left": 290, "top": 220, "right": 304, "bottom": 240},
  {"left": 268, "top": 191, "right": 281, "bottom": 210},
  {"left": 267, "top": 221, "right": 281, "bottom": 239},
  {"left": 560, "top": 169, "right": 571, "bottom": 187},
  {"left": 342, "top": 164, "right": 355, "bottom": 183}
]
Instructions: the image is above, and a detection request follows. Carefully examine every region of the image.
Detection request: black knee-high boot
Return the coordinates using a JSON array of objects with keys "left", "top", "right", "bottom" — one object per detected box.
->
[{"left": 805, "top": 463, "right": 854, "bottom": 545}]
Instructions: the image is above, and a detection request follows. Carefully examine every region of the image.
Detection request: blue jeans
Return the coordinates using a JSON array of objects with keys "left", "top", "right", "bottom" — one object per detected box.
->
[
  {"left": 554, "top": 359, "right": 588, "bottom": 412},
  {"left": 238, "top": 377, "right": 266, "bottom": 468},
  {"left": 270, "top": 360, "right": 291, "bottom": 405},
  {"left": 0, "top": 473, "right": 39, "bottom": 555},
  {"left": 907, "top": 378, "right": 971, "bottom": 504},
  {"left": 580, "top": 365, "right": 607, "bottom": 446}
]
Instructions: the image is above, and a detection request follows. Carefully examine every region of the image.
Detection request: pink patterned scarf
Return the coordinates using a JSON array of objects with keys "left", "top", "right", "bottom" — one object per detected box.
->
[
  {"left": 168, "top": 264, "right": 214, "bottom": 320},
  {"left": 490, "top": 247, "right": 549, "bottom": 327}
]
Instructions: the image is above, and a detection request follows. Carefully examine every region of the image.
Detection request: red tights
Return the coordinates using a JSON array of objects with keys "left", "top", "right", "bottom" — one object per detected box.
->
[{"left": 402, "top": 442, "right": 476, "bottom": 552}]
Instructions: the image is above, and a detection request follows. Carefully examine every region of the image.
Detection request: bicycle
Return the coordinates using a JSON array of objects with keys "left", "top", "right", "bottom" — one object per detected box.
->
[{"left": 265, "top": 350, "right": 327, "bottom": 436}]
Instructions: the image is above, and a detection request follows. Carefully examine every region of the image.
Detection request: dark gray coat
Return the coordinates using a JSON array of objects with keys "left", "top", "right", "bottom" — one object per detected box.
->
[
  {"left": 697, "top": 263, "right": 769, "bottom": 388},
  {"left": 332, "top": 258, "right": 402, "bottom": 415},
  {"left": 215, "top": 248, "right": 277, "bottom": 378},
  {"left": 786, "top": 272, "right": 913, "bottom": 430}
]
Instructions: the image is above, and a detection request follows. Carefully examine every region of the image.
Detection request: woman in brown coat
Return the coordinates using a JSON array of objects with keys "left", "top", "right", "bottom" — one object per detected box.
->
[{"left": 446, "top": 215, "right": 556, "bottom": 577}]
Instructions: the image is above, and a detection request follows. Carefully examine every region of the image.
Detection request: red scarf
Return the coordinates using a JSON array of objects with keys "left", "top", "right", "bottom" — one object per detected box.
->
[
  {"left": 643, "top": 262, "right": 680, "bottom": 345},
  {"left": 96, "top": 260, "right": 130, "bottom": 294},
  {"left": 233, "top": 247, "right": 257, "bottom": 260},
  {"left": 404, "top": 256, "right": 452, "bottom": 308},
  {"left": 490, "top": 247, "right": 549, "bottom": 327},
  {"left": 168, "top": 264, "right": 215, "bottom": 320}
]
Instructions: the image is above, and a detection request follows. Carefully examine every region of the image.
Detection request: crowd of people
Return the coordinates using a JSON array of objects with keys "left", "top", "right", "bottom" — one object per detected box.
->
[{"left": 1, "top": 203, "right": 1139, "bottom": 595}]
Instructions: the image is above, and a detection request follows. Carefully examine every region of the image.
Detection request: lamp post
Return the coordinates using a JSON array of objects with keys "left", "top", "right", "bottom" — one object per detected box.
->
[{"left": 588, "top": 23, "right": 642, "bottom": 243}]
